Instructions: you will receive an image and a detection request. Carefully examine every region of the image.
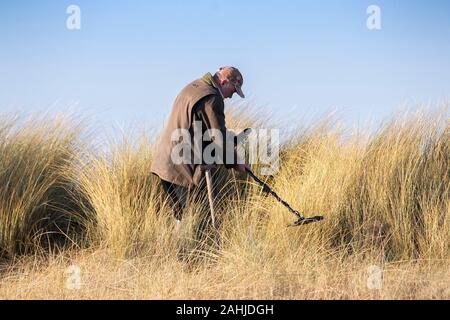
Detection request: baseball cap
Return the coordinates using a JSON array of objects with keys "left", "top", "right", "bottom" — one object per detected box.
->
[{"left": 218, "top": 66, "right": 245, "bottom": 98}]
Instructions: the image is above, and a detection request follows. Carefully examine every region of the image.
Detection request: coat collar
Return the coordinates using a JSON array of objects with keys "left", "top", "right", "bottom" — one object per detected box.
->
[{"left": 201, "top": 72, "right": 224, "bottom": 99}]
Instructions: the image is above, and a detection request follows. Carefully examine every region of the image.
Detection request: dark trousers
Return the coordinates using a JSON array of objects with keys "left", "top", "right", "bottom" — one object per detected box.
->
[
  {"left": 159, "top": 178, "right": 187, "bottom": 221},
  {"left": 156, "top": 172, "right": 223, "bottom": 246},
  {"left": 156, "top": 170, "right": 218, "bottom": 222}
]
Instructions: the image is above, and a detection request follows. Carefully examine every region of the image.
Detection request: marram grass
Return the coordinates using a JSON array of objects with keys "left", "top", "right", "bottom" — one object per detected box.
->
[{"left": 0, "top": 107, "right": 448, "bottom": 299}]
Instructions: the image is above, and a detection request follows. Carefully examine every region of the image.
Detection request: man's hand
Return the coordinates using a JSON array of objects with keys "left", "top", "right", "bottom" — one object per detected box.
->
[{"left": 233, "top": 163, "right": 248, "bottom": 173}]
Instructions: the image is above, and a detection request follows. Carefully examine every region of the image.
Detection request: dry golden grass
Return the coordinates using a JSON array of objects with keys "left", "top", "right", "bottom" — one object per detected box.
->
[
  {"left": 0, "top": 248, "right": 448, "bottom": 299},
  {"left": 0, "top": 106, "right": 448, "bottom": 299},
  {"left": 0, "top": 113, "right": 89, "bottom": 258}
]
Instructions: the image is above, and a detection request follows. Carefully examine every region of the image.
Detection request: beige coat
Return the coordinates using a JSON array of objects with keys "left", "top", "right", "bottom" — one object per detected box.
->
[{"left": 151, "top": 73, "right": 236, "bottom": 188}]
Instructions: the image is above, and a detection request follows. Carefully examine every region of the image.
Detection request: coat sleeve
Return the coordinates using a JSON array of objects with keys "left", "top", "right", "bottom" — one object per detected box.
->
[{"left": 193, "top": 94, "right": 240, "bottom": 168}]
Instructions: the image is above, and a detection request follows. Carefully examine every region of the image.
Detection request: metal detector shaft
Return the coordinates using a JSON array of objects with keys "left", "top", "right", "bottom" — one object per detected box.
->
[
  {"left": 244, "top": 167, "right": 324, "bottom": 226},
  {"left": 245, "top": 167, "right": 303, "bottom": 220}
]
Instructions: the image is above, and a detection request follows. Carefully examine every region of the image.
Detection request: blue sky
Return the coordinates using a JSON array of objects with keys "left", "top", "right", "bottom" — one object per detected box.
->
[{"left": 1, "top": 1, "right": 449, "bottom": 132}]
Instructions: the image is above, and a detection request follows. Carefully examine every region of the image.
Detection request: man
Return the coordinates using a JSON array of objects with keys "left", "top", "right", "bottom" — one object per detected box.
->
[{"left": 151, "top": 66, "right": 247, "bottom": 226}]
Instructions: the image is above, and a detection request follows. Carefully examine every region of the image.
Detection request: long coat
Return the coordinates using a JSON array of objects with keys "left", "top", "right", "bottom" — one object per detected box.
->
[{"left": 151, "top": 73, "right": 236, "bottom": 188}]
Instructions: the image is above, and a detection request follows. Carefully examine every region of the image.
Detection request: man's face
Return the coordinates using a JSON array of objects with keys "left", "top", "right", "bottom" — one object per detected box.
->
[{"left": 220, "top": 79, "right": 237, "bottom": 99}]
